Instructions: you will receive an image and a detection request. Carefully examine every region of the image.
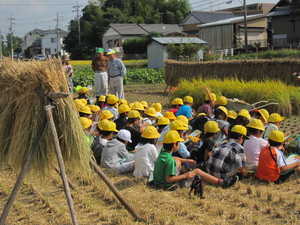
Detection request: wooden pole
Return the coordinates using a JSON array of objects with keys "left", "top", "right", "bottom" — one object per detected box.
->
[
  {"left": 0, "top": 118, "right": 47, "bottom": 225},
  {"left": 89, "top": 160, "right": 146, "bottom": 222},
  {"left": 55, "top": 168, "right": 77, "bottom": 191},
  {"left": 45, "top": 105, "right": 78, "bottom": 225}
]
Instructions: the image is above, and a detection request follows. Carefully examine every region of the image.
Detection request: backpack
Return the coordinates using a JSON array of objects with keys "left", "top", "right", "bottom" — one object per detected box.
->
[{"left": 189, "top": 175, "right": 205, "bottom": 199}]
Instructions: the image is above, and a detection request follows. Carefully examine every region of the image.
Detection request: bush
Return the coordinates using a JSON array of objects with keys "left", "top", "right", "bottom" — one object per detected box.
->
[
  {"left": 170, "top": 77, "right": 300, "bottom": 117},
  {"left": 225, "top": 49, "right": 300, "bottom": 60},
  {"left": 167, "top": 43, "right": 202, "bottom": 61},
  {"left": 72, "top": 65, "right": 164, "bottom": 86}
]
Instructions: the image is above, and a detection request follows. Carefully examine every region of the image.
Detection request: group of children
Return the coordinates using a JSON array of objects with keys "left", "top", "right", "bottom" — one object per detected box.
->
[{"left": 74, "top": 86, "right": 300, "bottom": 192}]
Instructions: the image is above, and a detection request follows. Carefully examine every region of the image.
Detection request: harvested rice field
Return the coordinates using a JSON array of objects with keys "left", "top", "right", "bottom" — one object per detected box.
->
[{"left": 0, "top": 83, "right": 299, "bottom": 225}]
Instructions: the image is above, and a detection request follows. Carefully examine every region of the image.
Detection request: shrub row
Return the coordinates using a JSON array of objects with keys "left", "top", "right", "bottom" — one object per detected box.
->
[
  {"left": 72, "top": 65, "right": 164, "bottom": 86},
  {"left": 170, "top": 77, "right": 300, "bottom": 117}
]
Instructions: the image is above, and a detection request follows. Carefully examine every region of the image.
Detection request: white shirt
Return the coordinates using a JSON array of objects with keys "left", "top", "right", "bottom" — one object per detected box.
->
[
  {"left": 263, "top": 123, "right": 278, "bottom": 140},
  {"left": 133, "top": 143, "right": 158, "bottom": 177},
  {"left": 99, "top": 138, "right": 108, "bottom": 147},
  {"left": 243, "top": 135, "right": 268, "bottom": 166},
  {"left": 274, "top": 147, "right": 287, "bottom": 167}
]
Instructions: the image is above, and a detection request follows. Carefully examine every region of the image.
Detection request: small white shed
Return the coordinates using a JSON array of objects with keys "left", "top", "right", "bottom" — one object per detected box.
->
[{"left": 147, "top": 37, "right": 207, "bottom": 69}]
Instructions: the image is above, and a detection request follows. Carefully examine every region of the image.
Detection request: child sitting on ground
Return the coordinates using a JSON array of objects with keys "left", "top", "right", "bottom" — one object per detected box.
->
[
  {"left": 156, "top": 117, "right": 170, "bottom": 133},
  {"left": 256, "top": 130, "right": 300, "bottom": 184},
  {"left": 169, "top": 98, "right": 183, "bottom": 115},
  {"left": 263, "top": 113, "right": 287, "bottom": 140},
  {"left": 102, "top": 95, "right": 119, "bottom": 120},
  {"left": 153, "top": 130, "right": 239, "bottom": 190},
  {"left": 114, "top": 104, "right": 130, "bottom": 130},
  {"left": 101, "top": 129, "right": 135, "bottom": 173},
  {"left": 133, "top": 126, "right": 161, "bottom": 177},
  {"left": 243, "top": 119, "right": 268, "bottom": 170}
]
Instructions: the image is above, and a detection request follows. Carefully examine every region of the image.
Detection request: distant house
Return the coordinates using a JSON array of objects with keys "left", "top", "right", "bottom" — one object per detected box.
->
[
  {"left": 22, "top": 29, "right": 47, "bottom": 53},
  {"left": 268, "top": 0, "right": 300, "bottom": 48},
  {"left": 41, "top": 28, "right": 68, "bottom": 56},
  {"left": 198, "top": 14, "right": 268, "bottom": 51},
  {"left": 102, "top": 23, "right": 184, "bottom": 51},
  {"left": 219, "top": 3, "right": 275, "bottom": 16},
  {"left": 147, "top": 37, "right": 207, "bottom": 69},
  {"left": 180, "top": 11, "right": 236, "bottom": 35}
]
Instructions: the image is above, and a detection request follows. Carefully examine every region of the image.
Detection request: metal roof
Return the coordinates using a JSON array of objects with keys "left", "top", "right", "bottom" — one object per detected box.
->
[
  {"left": 139, "top": 24, "right": 183, "bottom": 35},
  {"left": 268, "top": 6, "right": 293, "bottom": 16},
  {"left": 181, "top": 11, "right": 236, "bottom": 25},
  {"left": 152, "top": 37, "right": 207, "bottom": 44},
  {"left": 198, "top": 13, "right": 267, "bottom": 28}
]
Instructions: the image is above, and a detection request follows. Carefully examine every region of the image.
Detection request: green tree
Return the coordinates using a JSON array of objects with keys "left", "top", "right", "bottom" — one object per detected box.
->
[{"left": 6, "top": 34, "right": 23, "bottom": 54}]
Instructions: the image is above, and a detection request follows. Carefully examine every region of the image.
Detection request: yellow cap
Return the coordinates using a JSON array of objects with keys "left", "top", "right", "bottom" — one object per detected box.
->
[
  {"left": 100, "top": 110, "right": 114, "bottom": 120},
  {"left": 171, "top": 98, "right": 183, "bottom": 105},
  {"left": 246, "top": 119, "right": 265, "bottom": 131},
  {"left": 157, "top": 117, "right": 170, "bottom": 125},
  {"left": 227, "top": 110, "right": 237, "bottom": 119},
  {"left": 196, "top": 113, "right": 207, "bottom": 118},
  {"left": 152, "top": 103, "right": 162, "bottom": 113},
  {"left": 238, "top": 109, "right": 251, "bottom": 120},
  {"left": 268, "top": 113, "right": 284, "bottom": 123},
  {"left": 80, "top": 98, "right": 88, "bottom": 106},
  {"left": 129, "top": 103, "right": 134, "bottom": 109},
  {"left": 74, "top": 99, "right": 85, "bottom": 111},
  {"left": 141, "top": 101, "right": 148, "bottom": 108},
  {"left": 164, "top": 111, "right": 176, "bottom": 120},
  {"left": 215, "top": 96, "right": 227, "bottom": 106},
  {"left": 118, "top": 104, "right": 131, "bottom": 114},
  {"left": 183, "top": 96, "right": 193, "bottom": 104},
  {"left": 107, "top": 95, "right": 119, "bottom": 104},
  {"left": 80, "top": 117, "right": 92, "bottom": 129},
  {"left": 163, "top": 130, "right": 184, "bottom": 144},
  {"left": 88, "top": 105, "right": 101, "bottom": 113},
  {"left": 141, "top": 126, "right": 161, "bottom": 139},
  {"left": 128, "top": 110, "right": 141, "bottom": 119},
  {"left": 205, "top": 93, "right": 216, "bottom": 101},
  {"left": 101, "top": 120, "right": 118, "bottom": 132},
  {"left": 144, "top": 107, "right": 157, "bottom": 117},
  {"left": 258, "top": 109, "right": 269, "bottom": 123},
  {"left": 119, "top": 99, "right": 128, "bottom": 105},
  {"left": 204, "top": 121, "right": 220, "bottom": 134},
  {"left": 98, "top": 95, "right": 106, "bottom": 102},
  {"left": 269, "top": 130, "right": 284, "bottom": 143},
  {"left": 132, "top": 102, "right": 144, "bottom": 111},
  {"left": 79, "top": 105, "right": 92, "bottom": 115},
  {"left": 170, "top": 120, "right": 188, "bottom": 131},
  {"left": 78, "top": 87, "right": 89, "bottom": 94},
  {"left": 98, "top": 119, "right": 109, "bottom": 130},
  {"left": 217, "top": 106, "right": 228, "bottom": 116},
  {"left": 231, "top": 125, "right": 247, "bottom": 136},
  {"left": 175, "top": 115, "right": 189, "bottom": 126}
]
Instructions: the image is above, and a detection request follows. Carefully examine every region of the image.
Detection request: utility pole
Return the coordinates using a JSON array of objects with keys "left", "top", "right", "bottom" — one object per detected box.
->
[
  {"left": 243, "top": 0, "right": 248, "bottom": 53},
  {"left": 53, "top": 12, "right": 63, "bottom": 57},
  {"left": 73, "top": 1, "right": 82, "bottom": 44},
  {"left": 8, "top": 14, "right": 15, "bottom": 60}
]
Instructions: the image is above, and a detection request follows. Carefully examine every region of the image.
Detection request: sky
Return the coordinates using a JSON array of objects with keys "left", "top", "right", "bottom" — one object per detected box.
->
[{"left": 0, "top": 0, "right": 279, "bottom": 40}]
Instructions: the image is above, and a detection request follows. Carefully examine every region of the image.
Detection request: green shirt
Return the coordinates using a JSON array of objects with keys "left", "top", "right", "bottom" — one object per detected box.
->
[{"left": 153, "top": 151, "right": 176, "bottom": 189}]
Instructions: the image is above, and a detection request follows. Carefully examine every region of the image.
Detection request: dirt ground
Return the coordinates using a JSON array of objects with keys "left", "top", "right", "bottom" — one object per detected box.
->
[{"left": 0, "top": 83, "right": 299, "bottom": 225}]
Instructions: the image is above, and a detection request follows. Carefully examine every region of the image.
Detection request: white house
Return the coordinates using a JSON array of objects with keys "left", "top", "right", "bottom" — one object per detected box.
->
[
  {"left": 41, "top": 28, "right": 68, "bottom": 56},
  {"left": 22, "top": 29, "right": 47, "bottom": 53},
  {"left": 147, "top": 37, "right": 207, "bottom": 69}
]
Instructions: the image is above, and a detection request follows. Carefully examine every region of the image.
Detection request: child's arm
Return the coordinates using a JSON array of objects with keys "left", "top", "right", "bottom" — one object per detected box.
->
[
  {"left": 203, "top": 86, "right": 215, "bottom": 107},
  {"left": 173, "top": 157, "right": 196, "bottom": 165},
  {"left": 238, "top": 167, "right": 248, "bottom": 177},
  {"left": 280, "top": 161, "right": 300, "bottom": 173}
]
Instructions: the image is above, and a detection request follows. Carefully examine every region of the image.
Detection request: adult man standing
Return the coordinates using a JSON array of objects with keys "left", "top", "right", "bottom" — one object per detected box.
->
[
  {"left": 106, "top": 49, "right": 126, "bottom": 99},
  {"left": 92, "top": 47, "right": 108, "bottom": 98}
]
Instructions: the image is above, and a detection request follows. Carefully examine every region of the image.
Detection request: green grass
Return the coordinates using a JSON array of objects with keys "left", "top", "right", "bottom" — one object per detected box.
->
[
  {"left": 171, "top": 77, "right": 300, "bottom": 117},
  {"left": 224, "top": 49, "right": 300, "bottom": 60}
]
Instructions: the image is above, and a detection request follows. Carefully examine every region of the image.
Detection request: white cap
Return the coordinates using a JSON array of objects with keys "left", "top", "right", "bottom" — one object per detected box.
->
[{"left": 117, "top": 129, "right": 132, "bottom": 143}]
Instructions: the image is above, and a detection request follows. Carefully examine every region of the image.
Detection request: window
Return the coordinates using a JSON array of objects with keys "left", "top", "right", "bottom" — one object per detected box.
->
[{"left": 51, "top": 38, "right": 57, "bottom": 43}]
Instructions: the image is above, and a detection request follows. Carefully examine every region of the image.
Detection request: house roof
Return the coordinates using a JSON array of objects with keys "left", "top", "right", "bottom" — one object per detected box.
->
[
  {"left": 181, "top": 11, "right": 236, "bottom": 25},
  {"left": 152, "top": 37, "right": 207, "bottom": 45},
  {"left": 139, "top": 24, "right": 182, "bottom": 35},
  {"left": 269, "top": 6, "right": 293, "bottom": 16},
  {"left": 110, "top": 24, "right": 148, "bottom": 35},
  {"left": 198, "top": 13, "right": 267, "bottom": 28},
  {"left": 42, "top": 28, "right": 68, "bottom": 36}
]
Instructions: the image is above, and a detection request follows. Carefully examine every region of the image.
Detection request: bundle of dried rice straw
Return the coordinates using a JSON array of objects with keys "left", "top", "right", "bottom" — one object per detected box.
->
[{"left": 0, "top": 59, "right": 92, "bottom": 176}]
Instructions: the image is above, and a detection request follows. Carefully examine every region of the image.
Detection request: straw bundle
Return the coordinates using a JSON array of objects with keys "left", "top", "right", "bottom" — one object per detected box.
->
[
  {"left": 165, "top": 59, "right": 300, "bottom": 86},
  {"left": 0, "top": 59, "right": 92, "bottom": 177}
]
